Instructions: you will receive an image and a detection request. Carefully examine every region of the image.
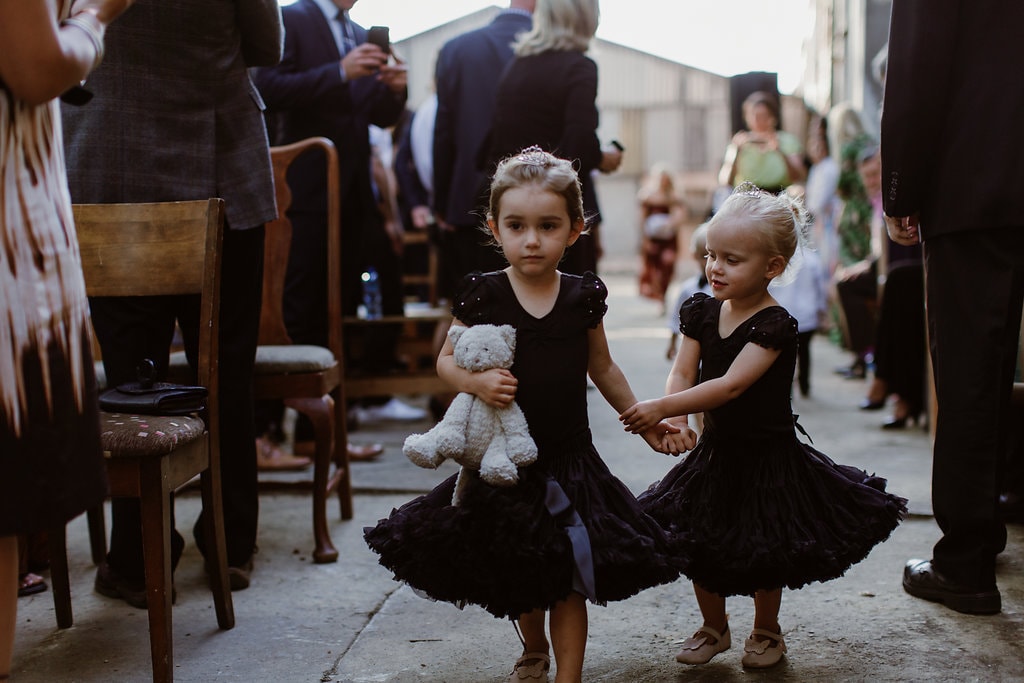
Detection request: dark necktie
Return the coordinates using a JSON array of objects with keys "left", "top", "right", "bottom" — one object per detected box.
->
[{"left": 336, "top": 11, "right": 356, "bottom": 56}]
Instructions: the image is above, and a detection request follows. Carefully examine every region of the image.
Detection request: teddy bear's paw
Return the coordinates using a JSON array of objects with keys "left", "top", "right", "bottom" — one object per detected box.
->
[
  {"left": 505, "top": 437, "right": 539, "bottom": 466},
  {"left": 479, "top": 449, "right": 520, "bottom": 487},
  {"left": 402, "top": 435, "right": 443, "bottom": 469},
  {"left": 480, "top": 467, "right": 519, "bottom": 487}
]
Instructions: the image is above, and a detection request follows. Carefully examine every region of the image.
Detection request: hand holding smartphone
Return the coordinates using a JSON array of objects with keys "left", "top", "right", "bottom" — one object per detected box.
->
[{"left": 367, "top": 26, "right": 390, "bottom": 54}]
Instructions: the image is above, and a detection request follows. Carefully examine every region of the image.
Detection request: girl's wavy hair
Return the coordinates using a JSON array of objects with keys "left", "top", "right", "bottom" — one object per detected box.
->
[
  {"left": 710, "top": 182, "right": 812, "bottom": 285},
  {"left": 514, "top": 0, "right": 599, "bottom": 56},
  {"left": 486, "top": 146, "right": 587, "bottom": 232}
]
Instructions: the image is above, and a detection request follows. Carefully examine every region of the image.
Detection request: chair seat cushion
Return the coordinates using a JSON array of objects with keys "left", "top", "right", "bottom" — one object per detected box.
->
[
  {"left": 254, "top": 345, "right": 336, "bottom": 374},
  {"left": 99, "top": 412, "right": 205, "bottom": 457}
]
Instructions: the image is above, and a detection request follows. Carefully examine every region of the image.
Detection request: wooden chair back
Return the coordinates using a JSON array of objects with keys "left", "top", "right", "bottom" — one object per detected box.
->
[
  {"left": 251, "top": 137, "right": 351, "bottom": 563},
  {"left": 76, "top": 199, "right": 223, "bottom": 399},
  {"left": 259, "top": 136, "right": 342, "bottom": 356}
]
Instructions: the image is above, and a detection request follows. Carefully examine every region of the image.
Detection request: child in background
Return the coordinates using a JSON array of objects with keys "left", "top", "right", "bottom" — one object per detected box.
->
[
  {"left": 769, "top": 246, "right": 829, "bottom": 397},
  {"left": 620, "top": 184, "right": 906, "bottom": 670},
  {"left": 665, "top": 222, "right": 713, "bottom": 361},
  {"left": 637, "top": 163, "right": 687, "bottom": 315},
  {"left": 365, "top": 148, "right": 683, "bottom": 683}
]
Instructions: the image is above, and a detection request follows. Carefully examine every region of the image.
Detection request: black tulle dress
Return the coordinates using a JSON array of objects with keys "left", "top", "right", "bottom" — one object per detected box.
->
[
  {"left": 365, "top": 271, "right": 683, "bottom": 619},
  {"left": 639, "top": 293, "right": 907, "bottom": 597}
]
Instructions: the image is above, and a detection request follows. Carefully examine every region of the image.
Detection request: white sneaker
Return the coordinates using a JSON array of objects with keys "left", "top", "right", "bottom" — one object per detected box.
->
[{"left": 356, "top": 398, "right": 428, "bottom": 423}]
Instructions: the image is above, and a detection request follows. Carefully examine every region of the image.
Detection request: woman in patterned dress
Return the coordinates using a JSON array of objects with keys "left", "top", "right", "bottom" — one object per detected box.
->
[{"left": 0, "top": 1, "right": 132, "bottom": 677}]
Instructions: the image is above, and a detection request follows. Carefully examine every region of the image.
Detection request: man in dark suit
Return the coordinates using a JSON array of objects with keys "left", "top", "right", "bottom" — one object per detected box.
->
[
  {"left": 253, "top": 0, "right": 407, "bottom": 342},
  {"left": 253, "top": 0, "right": 423, "bottom": 434},
  {"left": 432, "top": 1, "right": 534, "bottom": 297},
  {"left": 881, "top": 0, "right": 1024, "bottom": 615},
  {"left": 62, "top": 0, "right": 283, "bottom": 601}
]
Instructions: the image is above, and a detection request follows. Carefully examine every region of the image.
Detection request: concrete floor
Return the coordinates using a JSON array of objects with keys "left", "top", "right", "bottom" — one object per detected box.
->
[{"left": 10, "top": 272, "right": 1024, "bottom": 682}]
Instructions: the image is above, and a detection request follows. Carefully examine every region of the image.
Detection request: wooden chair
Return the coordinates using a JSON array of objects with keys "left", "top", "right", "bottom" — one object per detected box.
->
[
  {"left": 401, "top": 228, "right": 440, "bottom": 307},
  {"left": 250, "top": 137, "right": 351, "bottom": 562},
  {"left": 49, "top": 199, "right": 234, "bottom": 683}
]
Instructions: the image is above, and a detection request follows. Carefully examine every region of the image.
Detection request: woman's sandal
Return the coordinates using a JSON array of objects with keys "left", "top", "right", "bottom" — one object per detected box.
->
[
  {"left": 508, "top": 652, "right": 550, "bottom": 682},
  {"left": 675, "top": 622, "right": 731, "bottom": 664},
  {"left": 741, "top": 627, "right": 787, "bottom": 668},
  {"left": 18, "top": 571, "right": 47, "bottom": 597}
]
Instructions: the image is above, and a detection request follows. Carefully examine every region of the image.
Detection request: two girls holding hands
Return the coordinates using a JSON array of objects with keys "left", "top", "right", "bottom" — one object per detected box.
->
[{"left": 368, "top": 156, "right": 905, "bottom": 680}]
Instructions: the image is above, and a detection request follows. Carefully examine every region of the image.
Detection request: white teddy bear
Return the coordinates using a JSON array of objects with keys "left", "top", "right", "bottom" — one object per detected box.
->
[{"left": 403, "top": 324, "right": 538, "bottom": 505}]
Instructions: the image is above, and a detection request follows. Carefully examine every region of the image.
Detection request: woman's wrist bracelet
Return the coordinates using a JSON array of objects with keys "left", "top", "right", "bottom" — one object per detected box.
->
[{"left": 62, "top": 9, "right": 106, "bottom": 70}]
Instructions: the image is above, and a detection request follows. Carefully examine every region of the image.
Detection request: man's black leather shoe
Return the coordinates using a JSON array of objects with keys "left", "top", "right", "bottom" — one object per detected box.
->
[{"left": 902, "top": 559, "right": 1000, "bottom": 615}]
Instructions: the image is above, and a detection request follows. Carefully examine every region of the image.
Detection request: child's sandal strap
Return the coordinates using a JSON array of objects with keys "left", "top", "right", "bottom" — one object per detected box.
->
[
  {"left": 694, "top": 624, "right": 727, "bottom": 642},
  {"left": 510, "top": 652, "right": 550, "bottom": 681},
  {"left": 748, "top": 627, "right": 783, "bottom": 645}
]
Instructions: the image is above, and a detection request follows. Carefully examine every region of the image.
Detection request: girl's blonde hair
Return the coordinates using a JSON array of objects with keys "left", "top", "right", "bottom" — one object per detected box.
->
[
  {"left": 514, "top": 0, "right": 599, "bottom": 56},
  {"left": 487, "top": 146, "right": 586, "bottom": 230},
  {"left": 710, "top": 182, "right": 810, "bottom": 270}
]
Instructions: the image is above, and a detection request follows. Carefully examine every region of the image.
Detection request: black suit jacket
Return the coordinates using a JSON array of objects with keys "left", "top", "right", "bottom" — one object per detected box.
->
[
  {"left": 484, "top": 50, "right": 604, "bottom": 218},
  {"left": 881, "top": 0, "right": 1024, "bottom": 238},
  {"left": 432, "top": 10, "right": 532, "bottom": 226},
  {"left": 253, "top": 0, "right": 406, "bottom": 215}
]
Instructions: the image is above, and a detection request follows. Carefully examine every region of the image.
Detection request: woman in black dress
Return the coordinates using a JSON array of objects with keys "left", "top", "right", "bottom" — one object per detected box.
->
[{"left": 482, "top": 0, "right": 622, "bottom": 277}]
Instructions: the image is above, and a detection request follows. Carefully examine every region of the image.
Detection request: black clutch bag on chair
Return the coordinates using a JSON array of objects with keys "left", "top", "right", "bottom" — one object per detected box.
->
[{"left": 99, "top": 359, "right": 207, "bottom": 416}]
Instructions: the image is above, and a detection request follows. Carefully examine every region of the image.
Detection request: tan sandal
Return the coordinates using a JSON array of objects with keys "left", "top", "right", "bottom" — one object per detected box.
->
[
  {"left": 741, "top": 627, "right": 787, "bottom": 668},
  {"left": 675, "top": 622, "right": 731, "bottom": 664},
  {"left": 508, "top": 652, "right": 550, "bottom": 681}
]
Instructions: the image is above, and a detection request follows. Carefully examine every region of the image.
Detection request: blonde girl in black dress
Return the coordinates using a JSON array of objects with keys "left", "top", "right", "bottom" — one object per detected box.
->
[{"left": 621, "top": 184, "right": 907, "bottom": 670}]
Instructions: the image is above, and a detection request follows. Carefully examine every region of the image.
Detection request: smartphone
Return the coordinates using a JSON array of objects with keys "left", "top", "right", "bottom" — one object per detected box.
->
[
  {"left": 367, "top": 26, "right": 390, "bottom": 53},
  {"left": 610, "top": 140, "right": 625, "bottom": 152}
]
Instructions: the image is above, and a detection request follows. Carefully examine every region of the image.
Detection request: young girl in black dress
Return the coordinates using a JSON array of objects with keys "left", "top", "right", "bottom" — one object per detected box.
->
[
  {"left": 620, "top": 184, "right": 907, "bottom": 670},
  {"left": 365, "top": 148, "right": 683, "bottom": 683}
]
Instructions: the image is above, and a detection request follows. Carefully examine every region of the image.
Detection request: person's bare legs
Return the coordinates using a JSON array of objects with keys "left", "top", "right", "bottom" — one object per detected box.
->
[
  {"left": 693, "top": 582, "right": 728, "bottom": 635},
  {"left": 549, "top": 592, "right": 587, "bottom": 683},
  {"left": 742, "top": 588, "right": 786, "bottom": 667},
  {"left": 674, "top": 582, "right": 730, "bottom": 665},
  {"left": 513, "top": 608, "right": 550, "bottom": 676},
  {"left": 752, "top": 588, "right": 782, "bottom": 632},
  {"left": 0, "top": 535, "right": 18, "bottom": 680}
]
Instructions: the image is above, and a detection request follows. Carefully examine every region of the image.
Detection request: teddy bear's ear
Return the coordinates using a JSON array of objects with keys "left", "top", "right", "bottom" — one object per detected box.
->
[
  {"left": 498, "top": 324, "right": 516, "bottom": 352},
  {"left": 448, "top": 325, "right": 467, "bottom": 346}
]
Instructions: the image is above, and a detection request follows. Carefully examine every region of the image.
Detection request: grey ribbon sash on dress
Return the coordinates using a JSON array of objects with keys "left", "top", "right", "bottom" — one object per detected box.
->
[{"left": 543, "top": 477, "right": 597, "bottom": 601}]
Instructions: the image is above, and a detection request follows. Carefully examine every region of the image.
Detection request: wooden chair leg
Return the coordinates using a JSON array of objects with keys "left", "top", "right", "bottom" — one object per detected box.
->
[
  {"left": 286, "top": 396, "right": 339, "bottom": 564},
  {"left": 86, "top": 505, "right": 107, "bottom": 566},
  {"left": 333, "top": 386, "right": 353, "bottom": 520},
  {"left": 200, "top": 460, "right": 234, "bottom": 629},
  {"left": 47, "top": 525, "right": 72, "bottom": 629},
  {"left": 138, "top": 461, "right": 174, "bottom": 683}
]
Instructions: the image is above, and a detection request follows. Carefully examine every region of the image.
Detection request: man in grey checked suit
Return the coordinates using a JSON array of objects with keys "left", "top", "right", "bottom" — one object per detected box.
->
[{"left": 62, "top": 0, "right": 283, "bottom": 602}]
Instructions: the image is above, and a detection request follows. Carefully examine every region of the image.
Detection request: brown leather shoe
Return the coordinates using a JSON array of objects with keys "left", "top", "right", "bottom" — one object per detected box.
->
[
  {"left": 256, "top": 436, "right": 312, "bottom": 471},
  {"left": 347, "top": 442, "right": 384, "bottom": 461},
  {"left": 294, "top": 439, "right": 383, "bottom": 461},
  {"left": 95, "top": 562, "right": 176, "bottom": 609},
  {"left": 228, "top": 558, "right": 254, "bottom": 591}
]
